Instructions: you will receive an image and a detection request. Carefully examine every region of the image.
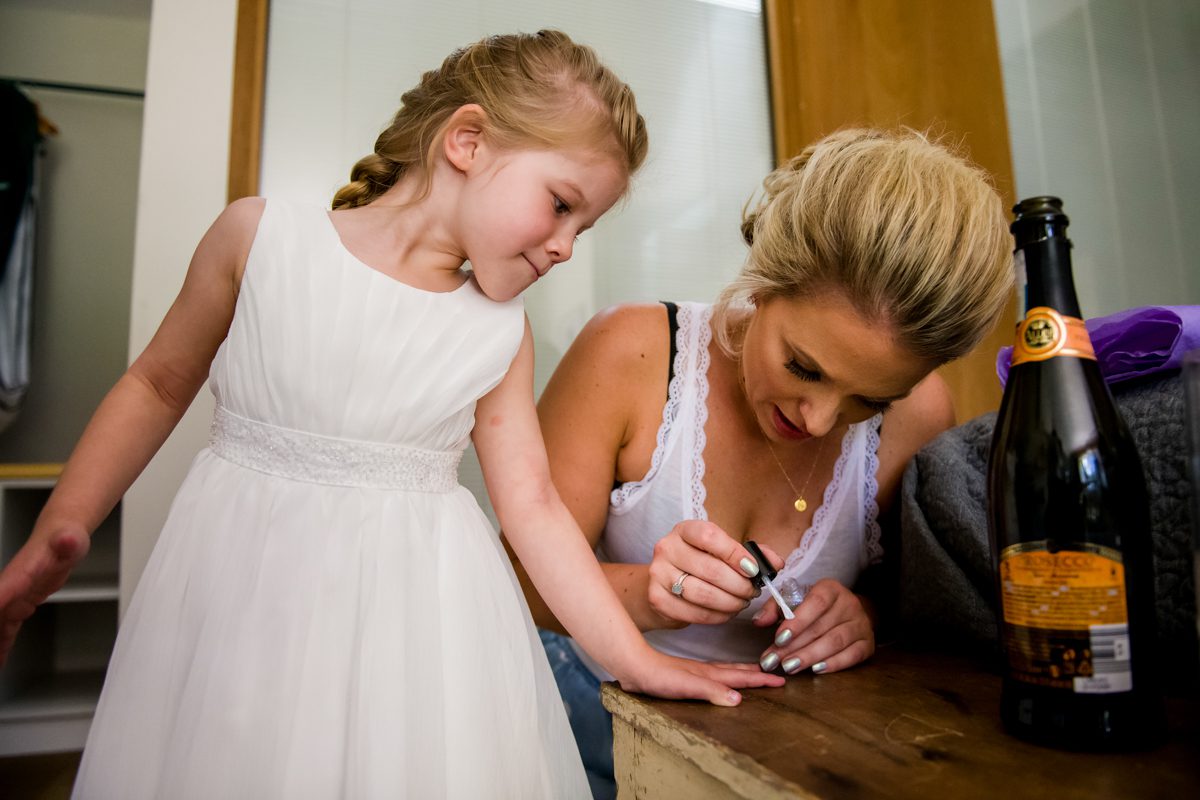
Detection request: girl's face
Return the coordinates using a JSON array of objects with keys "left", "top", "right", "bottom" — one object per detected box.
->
[
  {"left": 456, "top": 144, "right": 627, "bottom": 301},
  {"left": 739, "top": 290, "right": 936, "bottom": 442}
]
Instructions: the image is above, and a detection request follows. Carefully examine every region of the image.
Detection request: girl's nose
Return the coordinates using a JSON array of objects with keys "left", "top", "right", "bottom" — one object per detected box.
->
[{"left": 547, "top": 233, "right": 574, "bottom": 264}]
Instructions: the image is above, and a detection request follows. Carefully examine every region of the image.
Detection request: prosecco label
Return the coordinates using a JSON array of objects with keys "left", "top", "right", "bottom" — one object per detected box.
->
[
  {"left": 1011, "top": 306, "right": 1096, "bottom": 365},
  {"left": 999, "top": 541, "right": 1132, "bottom": 693}
]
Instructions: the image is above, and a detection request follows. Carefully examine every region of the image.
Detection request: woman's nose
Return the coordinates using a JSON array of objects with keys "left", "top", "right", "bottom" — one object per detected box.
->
[{"left": 802, "top": 397, "right": 840, "bottom": 438}]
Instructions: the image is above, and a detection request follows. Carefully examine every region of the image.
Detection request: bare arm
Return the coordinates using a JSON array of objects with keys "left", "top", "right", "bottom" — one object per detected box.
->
[
  {"left": 475, "top": 318, "right": 784, "bottom": 703},
  {"left": 502, "top": 305, "right": 677, "bottom": 633},
  {"left": 0, "top": 197, "right": 263, "bottom": 663}
]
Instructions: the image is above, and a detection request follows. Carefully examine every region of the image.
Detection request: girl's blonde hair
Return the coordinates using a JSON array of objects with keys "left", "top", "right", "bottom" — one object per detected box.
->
[
  {"left": 332, "top": 30, "right": 647, "bottom": 210},
  {"left": 714, "top": 128, "right": 1013, "bottom": 364}
]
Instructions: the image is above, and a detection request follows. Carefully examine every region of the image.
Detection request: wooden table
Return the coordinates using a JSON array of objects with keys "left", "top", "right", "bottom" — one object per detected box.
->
[{"left": 602, "top": 645, "right": 1199, "bottom": 799}]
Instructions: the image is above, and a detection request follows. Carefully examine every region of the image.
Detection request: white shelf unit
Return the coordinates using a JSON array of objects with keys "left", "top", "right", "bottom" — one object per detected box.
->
[{"left": 0, "top": 474, "right": 119, "bottom": 756}]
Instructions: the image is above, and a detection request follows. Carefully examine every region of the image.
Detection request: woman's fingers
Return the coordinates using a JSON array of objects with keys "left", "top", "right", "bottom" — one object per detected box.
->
[
  {"left": 656, "top": 522, "right": 757, "bottom": 599},
  {"left": 767, "top": 620, "right": 875, "bottom": 675},
  {"left": 757, "top": 580, "right": 874, "bottom": 675}
]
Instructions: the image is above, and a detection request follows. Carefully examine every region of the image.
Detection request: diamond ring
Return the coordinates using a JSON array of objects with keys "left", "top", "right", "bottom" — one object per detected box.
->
[{"left": 670, "top": 572, "right": 689, "bottom": 596}]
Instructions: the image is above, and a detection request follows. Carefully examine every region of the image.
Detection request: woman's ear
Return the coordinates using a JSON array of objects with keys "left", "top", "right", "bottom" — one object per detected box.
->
[{"left": 443, "top": 104, "right": 490, "bottom": 173}]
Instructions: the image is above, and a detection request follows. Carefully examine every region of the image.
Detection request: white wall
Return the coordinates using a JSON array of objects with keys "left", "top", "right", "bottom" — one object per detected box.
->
[
  {"left": 994, "top": 0, "right": 1200, "bottom": 316},
  {"left": 119, "top": 0, "right": 239, "bottom": 611}
]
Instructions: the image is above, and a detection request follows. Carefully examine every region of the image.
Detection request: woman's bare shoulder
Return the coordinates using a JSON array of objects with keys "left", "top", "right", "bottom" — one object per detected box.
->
[{"left": 561, "top": 302, "right": 673, "bottom": 382}]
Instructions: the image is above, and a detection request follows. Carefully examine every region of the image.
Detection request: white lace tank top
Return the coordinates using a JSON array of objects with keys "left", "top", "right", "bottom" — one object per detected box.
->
[{"left": 570, "top": 302, "right": 883, "bottom": 678}]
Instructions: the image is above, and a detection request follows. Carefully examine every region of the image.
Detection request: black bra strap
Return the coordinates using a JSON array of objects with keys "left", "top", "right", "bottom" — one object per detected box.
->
[{"left": 661, "top": 301, "right": 679, "bottom": 401}]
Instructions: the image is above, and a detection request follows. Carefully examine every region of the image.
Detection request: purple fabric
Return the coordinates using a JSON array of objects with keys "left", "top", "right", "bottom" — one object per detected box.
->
[{"left": 996, "top": 305, "right": 1200, "bottom": 387}]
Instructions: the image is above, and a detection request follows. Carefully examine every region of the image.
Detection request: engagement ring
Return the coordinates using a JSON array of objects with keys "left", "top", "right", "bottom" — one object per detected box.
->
[{"left": 670, "top": 572, "right": 689, "bottom": 596}]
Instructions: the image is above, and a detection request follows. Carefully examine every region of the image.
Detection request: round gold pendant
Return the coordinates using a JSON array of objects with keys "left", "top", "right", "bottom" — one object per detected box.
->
[{"left": 794, "top": 498, "right": 807, "bottom": 512}]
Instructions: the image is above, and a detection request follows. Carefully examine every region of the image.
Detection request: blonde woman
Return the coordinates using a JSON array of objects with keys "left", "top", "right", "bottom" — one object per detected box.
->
[{"left": 510, "top": 129, "right": 1013, "bottom": 798}]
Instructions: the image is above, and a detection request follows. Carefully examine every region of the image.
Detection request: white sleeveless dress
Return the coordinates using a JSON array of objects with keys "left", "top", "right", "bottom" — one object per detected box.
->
[{"left": 73, "top": 200, "right": 589, "bottom": 799}]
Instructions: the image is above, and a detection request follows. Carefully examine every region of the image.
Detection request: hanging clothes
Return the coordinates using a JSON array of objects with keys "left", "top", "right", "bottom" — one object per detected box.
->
[{"left": 0, "top": 81, "right": 41, "bottom": 430}]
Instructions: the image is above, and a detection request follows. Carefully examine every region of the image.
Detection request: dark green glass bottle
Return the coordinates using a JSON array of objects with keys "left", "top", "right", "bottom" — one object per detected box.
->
[{"left": 987, "top": 196, "right": 1164, "bottom": 749}]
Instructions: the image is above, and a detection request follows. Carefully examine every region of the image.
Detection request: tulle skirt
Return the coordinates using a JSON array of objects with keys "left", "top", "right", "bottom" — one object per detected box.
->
[{"left": 72, "top": 450, "right": 588, "bottom": 799}]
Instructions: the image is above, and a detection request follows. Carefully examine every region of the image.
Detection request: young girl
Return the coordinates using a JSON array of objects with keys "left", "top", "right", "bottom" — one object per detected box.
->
[{"left": 0, "top": 30, "right": 782, "bottom": 798}]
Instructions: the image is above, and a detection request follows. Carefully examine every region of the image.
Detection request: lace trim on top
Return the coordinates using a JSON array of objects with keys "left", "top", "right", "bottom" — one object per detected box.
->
[
  {"left": 782, "top": 412, "right": 884, "bottom": 573},
  {"left": 610, "top": 304, "right": 712, "bottom": 513},
  {"left": 689, "top": 307, "right": 712, "bottom": 520},
  {"left": 210, "top": 405, "right": 462, "bottom": 491},
  {"left": 862, "top": 415, "right": 883, "bottom": 563}
]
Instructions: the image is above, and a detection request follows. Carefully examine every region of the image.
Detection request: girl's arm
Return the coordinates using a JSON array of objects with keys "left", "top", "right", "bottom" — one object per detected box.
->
[
  {"left": 474, "top": 319, "right": 784, "bottom": 704},
  {"left": 0, "top": 197, "right": 264, "bottom": 664},
  {"left": 503, "top": 304, "right": 666, "bottom": 633},
  {"left": 507, "top": 304, "right": 760, "bottom": 634}
]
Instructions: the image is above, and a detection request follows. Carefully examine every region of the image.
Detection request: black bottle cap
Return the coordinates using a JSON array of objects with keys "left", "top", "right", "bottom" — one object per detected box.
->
[
  {"left": 1013, "top": 195, "right": 1065, "bottom": 220},
  {"left": 744, "top": 540, "right": 777, "bottom": 589},
  {"left": 1011, "top": 195, "right": 1071, "bottom": 249}
]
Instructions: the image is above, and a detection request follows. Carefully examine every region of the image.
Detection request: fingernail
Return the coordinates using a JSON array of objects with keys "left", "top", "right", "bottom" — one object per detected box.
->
[
  {"left": 752, "top": 607, "right": 767, "bottom": 623},
  {"left": 812, "top": 661, "right": 828, "bottom": 674},
  {"left": 739, "top": 557, "right": 760, "bottom": 577},
  {"left": 727, "top": 690, "right": 742, "bottom": 705},
  {"left": 782, "top": 657, "right": 803, "bottom": 674},
  {"left": 759, "top": 652, "right": 779, "bottom": 671},
  {"left": 774, "top": 628, "right": 794, "bottom": 646}
]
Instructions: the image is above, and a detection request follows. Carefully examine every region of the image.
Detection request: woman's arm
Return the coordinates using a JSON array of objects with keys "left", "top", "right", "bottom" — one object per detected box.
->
[
  {"left": 0, "top": 197, "right": 263, "bottom": 664},
  {"left": 474, "top": 319, "right": 784, "bottom": 703}
]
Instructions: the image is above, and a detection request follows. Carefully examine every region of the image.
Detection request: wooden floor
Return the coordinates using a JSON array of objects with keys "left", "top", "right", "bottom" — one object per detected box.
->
[{"left": 0, "top": 751, "right": 80, "bottom": 800}]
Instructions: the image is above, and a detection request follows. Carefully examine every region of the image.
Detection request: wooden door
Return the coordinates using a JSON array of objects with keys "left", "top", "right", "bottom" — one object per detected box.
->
[{"left": 764, "top": 0, "right": 1016, "bottom": 422}]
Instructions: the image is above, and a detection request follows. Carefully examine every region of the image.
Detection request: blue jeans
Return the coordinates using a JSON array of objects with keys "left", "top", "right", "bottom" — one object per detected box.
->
[{"left": 538, "top": 629, "right": 615, "bottom": 800}]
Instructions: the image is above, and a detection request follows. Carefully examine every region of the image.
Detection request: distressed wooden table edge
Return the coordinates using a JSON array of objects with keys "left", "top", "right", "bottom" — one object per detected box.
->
[
  {"left": 602, "top": 683, "right": 820, "bottom": 800},
  {"left": 602, "top": 647, "right": 1200, "bottom": 800}
]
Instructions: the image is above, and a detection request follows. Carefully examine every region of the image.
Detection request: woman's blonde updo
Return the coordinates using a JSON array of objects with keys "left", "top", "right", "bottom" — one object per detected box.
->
[
  {"left": 332, "top": 29, "right": 648, "bottom": 210},
  {"left": 714, "top": 128, "right": 1013, "bottom": 365}
]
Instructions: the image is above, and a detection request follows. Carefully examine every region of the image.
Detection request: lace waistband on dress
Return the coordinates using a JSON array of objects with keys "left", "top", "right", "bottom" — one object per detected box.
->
[{"left": 208, "top": 405, "right": 461, "bottom": 491}]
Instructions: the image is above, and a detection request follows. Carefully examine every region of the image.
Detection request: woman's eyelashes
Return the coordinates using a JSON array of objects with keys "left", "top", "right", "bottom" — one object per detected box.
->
[
  {"left": 786, "top": 358, "right": 892, "bottom": 413},
  {"left": 785, "top": 358, "right": 820, "bottom": 382}
]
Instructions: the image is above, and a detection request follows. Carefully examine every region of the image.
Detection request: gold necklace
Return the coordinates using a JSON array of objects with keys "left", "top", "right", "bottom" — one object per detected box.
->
[{"left": 764, "top": 435, "right": 828, "bottom": 513}]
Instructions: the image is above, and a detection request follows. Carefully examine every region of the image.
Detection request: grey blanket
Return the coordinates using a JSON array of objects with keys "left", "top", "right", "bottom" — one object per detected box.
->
[{"left": 898, "top": 372, "right": 1198, "bottom": 690}]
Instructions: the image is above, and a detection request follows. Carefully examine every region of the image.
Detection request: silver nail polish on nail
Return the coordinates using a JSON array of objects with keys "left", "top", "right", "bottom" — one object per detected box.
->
[
  {"left": 782, "top": 657, "right": 802, "bottom": 674},
  {"left": 812, "top": 661, "right": 828, "bottom": 674},
  {"left": 759, "top": 652, "right": 779, "bottom": 671},
  {"left": 774, "top": 628, "right": 793, "bottom": 647},
  {"left": 739, "top": 557, "right": 760, "bottom": 577}
]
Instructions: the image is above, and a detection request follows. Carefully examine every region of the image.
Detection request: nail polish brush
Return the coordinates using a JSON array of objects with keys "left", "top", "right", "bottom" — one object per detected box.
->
[{"left": 744, "top": 539, "right": 794, "bottom": 620}]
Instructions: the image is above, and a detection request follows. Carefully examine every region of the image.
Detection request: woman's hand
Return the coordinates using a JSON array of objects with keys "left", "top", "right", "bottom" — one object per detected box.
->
[
  {"left": 0, "top": 523, "right": 90, "bottom": 666},
  {"left": 616, "top": 645, "right": 787, "bottom": 706},
  {"left": 753, "top": 578, "right": 874, "bottom": 675},
  {"left": 646, "top": 520, "right": 785, "bottom": 628}
]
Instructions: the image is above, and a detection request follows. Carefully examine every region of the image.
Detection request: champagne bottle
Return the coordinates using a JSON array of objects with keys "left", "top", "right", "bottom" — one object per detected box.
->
[{"left": 987, "top": 196, "right": 1164, "bottom": 749}]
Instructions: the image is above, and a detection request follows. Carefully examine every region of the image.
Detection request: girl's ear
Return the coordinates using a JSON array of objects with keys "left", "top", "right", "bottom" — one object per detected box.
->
[{"left": 443, "top": 104, "right": 490, "bottom": 173}]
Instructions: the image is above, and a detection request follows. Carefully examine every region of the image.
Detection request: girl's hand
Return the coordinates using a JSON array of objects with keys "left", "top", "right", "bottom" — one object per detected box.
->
[
  {"left": 617, "top": 646, "right": 786, "bottom": 706},
  {"left": 0, "top": 524, "right": 90, "bottom": 666},
  {"left": 647, "top": 520, "right": 785, "bottom": 628},
  {"left": 753, "top": 578, "right": 874, "bottom": 676}
]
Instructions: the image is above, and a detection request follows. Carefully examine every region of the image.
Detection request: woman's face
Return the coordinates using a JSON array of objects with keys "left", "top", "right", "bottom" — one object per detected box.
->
[{"left": 739, "top": 290, "right": 936, "bottom": 442}]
